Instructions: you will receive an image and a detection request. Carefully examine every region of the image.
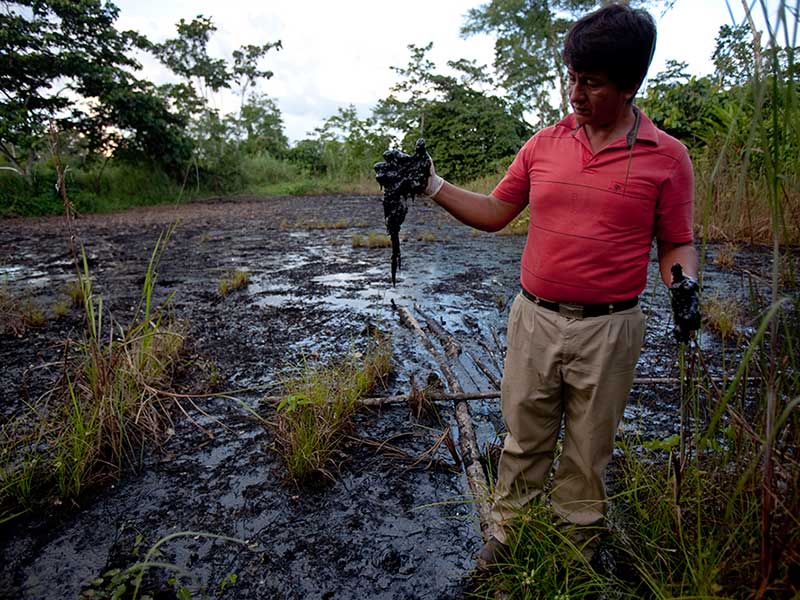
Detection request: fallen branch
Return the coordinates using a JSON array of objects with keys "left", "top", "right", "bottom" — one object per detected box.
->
[{"left": 397, "top": 304, "right": 494, "bottom": 541}]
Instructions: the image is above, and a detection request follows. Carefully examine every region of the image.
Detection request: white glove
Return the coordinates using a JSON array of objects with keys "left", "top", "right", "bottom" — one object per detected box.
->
[{"left": 424, "top": 155, "right": 445, "bottom": 198}]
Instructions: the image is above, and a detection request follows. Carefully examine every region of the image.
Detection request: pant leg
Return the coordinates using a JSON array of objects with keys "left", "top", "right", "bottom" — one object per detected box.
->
[
  {"left": 551, "top": 305, "right": 646, "bottom": 526},
  {"left": 490, "top": 294, "right": 565, "bottom": 543}
]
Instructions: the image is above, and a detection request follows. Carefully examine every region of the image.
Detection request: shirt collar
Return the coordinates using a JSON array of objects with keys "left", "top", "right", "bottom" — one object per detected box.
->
[{"left": 557, "top": 105, "right": 659, "bottom": 148}]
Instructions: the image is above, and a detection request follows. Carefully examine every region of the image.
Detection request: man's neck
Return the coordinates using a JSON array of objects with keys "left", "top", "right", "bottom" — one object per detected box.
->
[{"left": 583, "top": 105, "right": 636, "bottom": 153}]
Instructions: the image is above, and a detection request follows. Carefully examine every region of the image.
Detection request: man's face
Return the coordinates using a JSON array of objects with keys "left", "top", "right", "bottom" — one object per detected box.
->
[{"left": 567, "top": 67, "right": 634, "bottom": 128}]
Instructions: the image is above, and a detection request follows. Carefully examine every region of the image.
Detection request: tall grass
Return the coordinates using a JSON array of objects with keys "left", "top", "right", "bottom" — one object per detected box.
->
[
  {"left": 614, "top": 2, "right": 799, "bottom": 596},
  {"left": 269, "top": 332, "right": 392, "bottom": 484},
  {"left": 0, "top": 228, "right": 186, "bottom": 521}
]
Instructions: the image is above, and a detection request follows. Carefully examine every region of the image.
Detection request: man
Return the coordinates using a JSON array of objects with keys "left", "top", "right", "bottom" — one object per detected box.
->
[{"left": 421, "top": 3, "right": 699, "bottom": 567}]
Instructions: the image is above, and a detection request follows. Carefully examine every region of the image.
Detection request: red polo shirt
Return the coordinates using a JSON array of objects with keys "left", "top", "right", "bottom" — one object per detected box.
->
[{"left": 492, "top": 109, "right": 694, "bottom": 304}]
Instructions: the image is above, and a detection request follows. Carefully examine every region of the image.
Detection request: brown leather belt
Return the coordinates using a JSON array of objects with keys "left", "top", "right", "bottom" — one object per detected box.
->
[{"left": 521, "top": 288, "right": 638, "bottom": 319}]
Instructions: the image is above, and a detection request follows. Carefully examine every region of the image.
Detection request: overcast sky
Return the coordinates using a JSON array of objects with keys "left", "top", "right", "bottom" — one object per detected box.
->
[{"left": 114, "top": 0, "right": 783, "bottom": 143}]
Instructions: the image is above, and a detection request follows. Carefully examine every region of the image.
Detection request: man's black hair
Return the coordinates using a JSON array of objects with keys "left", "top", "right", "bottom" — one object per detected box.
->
[{"left": 562, "top": 3, "right": 657, "bottom": 93}]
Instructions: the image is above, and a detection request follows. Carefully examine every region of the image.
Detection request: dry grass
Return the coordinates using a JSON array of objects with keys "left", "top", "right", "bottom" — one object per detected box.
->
[
  {"left": 297, "top": 219, "right": 349, "bottom": 230},
  {"left": 703, "top": 294, "right": 742, "bottom": 340},
  {"left": 498, "top": 207, "right": 529, "bottom": 236},
  {"left": 351, "top": 232, "right": 392, "bottom": 248},
  {"left": 416, "top": 231, "right": 437, "bottom": 242},
  {"left": 269, "top": 332, "right": 392, "bottom": 484},
  {"left": 218, "top": 269, "right": 251, "bottom": 297},
  {"left": 0, "top": 230, "right": 188, "bottom": 521},
  {"left": 713, "top": 243, "right": 739, "bottom": 268},
  {"left": 65, "top": 279, "right": 84, "bottom": 307}
]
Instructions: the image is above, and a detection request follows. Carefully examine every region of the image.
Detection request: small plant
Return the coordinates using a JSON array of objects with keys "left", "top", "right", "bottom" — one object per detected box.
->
[
  {"left": 417, "top": 231, "right": 437, "bottom": 242},
  {"left": 269, "top": 332, "right": 392, "bottom": 483},
  {"left": 52, "top": 299, "right": 70, "bottom": 319},
  {"left": 0, "top": 228, "right": 188, "bottom": 520},
  {"left": 218, "top": 269, "right": 251, "bottom": 297},
  {"left": 299, "top": 218, "right": 348, "bottom": 230},
  {"left": 471, "top": 501, "right": 609, "bottom": 599},
  {"left": 714, "top": 242, "right": 739, "bottom": 268},
  {"left": 702, "top": 294, "right": 741, "bottom": 339},
  {"left": 65, "top": 279, "right": 85, "bottom": 307},
  {"left": 20, "top": 298, "right": 46, "bottom": 328},
  {"left": 351, "top": 232, "right": 392, "bottom": 248},
  {"left": 80, "top": 531, "right": 248, "bottom": 600}
]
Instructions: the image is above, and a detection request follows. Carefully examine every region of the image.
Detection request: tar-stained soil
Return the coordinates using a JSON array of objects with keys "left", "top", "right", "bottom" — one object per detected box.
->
[{"left": 0, "top": 195, "right": 787, "bottom": 599}]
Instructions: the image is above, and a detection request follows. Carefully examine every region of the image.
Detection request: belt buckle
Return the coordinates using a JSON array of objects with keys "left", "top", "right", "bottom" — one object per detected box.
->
[{"left": 558, "top": 303, "right": 584, "bottom": 320}]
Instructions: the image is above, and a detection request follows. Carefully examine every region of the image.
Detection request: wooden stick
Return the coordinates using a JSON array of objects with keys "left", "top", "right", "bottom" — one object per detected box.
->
[
  {"left": 397, "top": 304, "right": 494, "bottom": 541},
  {"left": 467, "top": 350, "right": 501, "bottom": 390},
  {"left": 262, "top": 376, "right": 761, "bottom": 408}
]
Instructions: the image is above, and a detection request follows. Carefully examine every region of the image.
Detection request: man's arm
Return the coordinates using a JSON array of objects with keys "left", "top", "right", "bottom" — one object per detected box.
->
[
  {"left": 432, "top": 181, "right": 525, "bottom": 232},
  {"left": 657, "top": 240, "right": 698, "bottom": 285}
]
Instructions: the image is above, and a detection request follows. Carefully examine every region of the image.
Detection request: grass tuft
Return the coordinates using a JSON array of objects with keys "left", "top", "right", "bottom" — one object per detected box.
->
[
  {"left": 218, "top": 269, "right": 251, "bottom": 297},
  {"left": 269, "top": 332, "right": 392, "bottom": 484},
  {"left": 702, "top": 294, "right": 742, "bottom": 339},
  {"left": 0, "top": 228, "right": 187, "bottom": 521},
  {"left": 351, "top": 232, "right": 392, "bottom": 248}
]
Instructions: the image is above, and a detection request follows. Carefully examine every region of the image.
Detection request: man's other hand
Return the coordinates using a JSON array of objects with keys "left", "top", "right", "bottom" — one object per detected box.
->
[{"left": 669, "top": 263, "right": 701, "bottom": 344}]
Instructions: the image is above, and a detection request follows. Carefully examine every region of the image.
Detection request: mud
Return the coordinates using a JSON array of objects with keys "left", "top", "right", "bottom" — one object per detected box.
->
[{"left": 0, "top": 195, "right": 786, "bottom": 599}]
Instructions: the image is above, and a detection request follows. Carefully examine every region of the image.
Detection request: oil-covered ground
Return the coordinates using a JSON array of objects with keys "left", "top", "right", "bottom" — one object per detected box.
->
[{"left": 0, "top": 195, "right": 780, "bottom": 599}]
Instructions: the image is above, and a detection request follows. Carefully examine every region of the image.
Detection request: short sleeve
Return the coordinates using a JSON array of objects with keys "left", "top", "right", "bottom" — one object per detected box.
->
[
  {"left": 492, "top": 136, "right": 536, "bottom": 206},
  {"left": 655, "top": 146, "right": 694, "bottom": 243}
]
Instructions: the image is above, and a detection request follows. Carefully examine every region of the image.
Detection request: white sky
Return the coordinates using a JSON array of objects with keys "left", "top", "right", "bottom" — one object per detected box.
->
[{"left": 114, "top": 0, "right": 786, "bottom": 144}]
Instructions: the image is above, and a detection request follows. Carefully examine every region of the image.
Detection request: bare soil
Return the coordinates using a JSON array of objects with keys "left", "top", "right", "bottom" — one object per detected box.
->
[{"left": 0, "top": 195, "right": 780, "bottom": 599}]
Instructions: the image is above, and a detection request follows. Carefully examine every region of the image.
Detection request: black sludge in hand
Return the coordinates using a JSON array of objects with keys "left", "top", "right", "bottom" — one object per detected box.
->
[{"left": 374, "top": 139, "right": 431, "bottom": 286}]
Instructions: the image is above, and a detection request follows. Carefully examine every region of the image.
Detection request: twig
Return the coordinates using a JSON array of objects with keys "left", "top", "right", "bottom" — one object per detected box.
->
[{"left": 467, "top": 350, "right": 501, "bottom": 389}]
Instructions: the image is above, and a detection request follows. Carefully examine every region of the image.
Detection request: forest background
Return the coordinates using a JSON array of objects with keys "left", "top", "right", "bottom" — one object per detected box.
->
[{"left": 0, "top": 0, "right": 797, "bottom": 245}]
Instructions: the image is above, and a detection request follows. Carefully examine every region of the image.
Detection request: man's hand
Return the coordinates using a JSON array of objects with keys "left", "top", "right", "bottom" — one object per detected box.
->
[
  {"left": 669, "top": 263, "right": 701, "bottom": 344},
  {"left": 424, "top": 155, "right": 445, "bottom": 198}
]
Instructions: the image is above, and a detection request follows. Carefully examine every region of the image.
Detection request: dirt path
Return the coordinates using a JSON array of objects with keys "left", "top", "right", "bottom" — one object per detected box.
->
[{"left": 0, "top": 195, "right": 777, "bottom": 599}]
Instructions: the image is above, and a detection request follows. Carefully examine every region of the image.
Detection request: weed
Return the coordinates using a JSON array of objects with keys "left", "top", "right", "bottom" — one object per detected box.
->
[
  {"left": 20, "top": 298, "right": 46, "bottom": 328},
  {"left": 714, "top": 242, "right": 739, "bottom": 268},
  {"left": 51, "top": 299, "right": 69, "bottom": 319},
  {"left": 0, "top": 287, "right": 24, "bottom": 336},
  {"left": 298, "top": 218, "right": 349, "bottom": 230},
  {"left": 80, "top": 531, "right": 248, "bottom": 600},
  {"left": 779, "top": 250, "right": 797, "bottom": 289},
  {"left": 417, "top": 231, "right": 437, "bottom": 242},
  {"left": 66, "top": 279, "right": 84, "bottom": 306},
  {"left": 269, "top": 332, "right": 392, "bottom": 483},
  {"left": 703, "top": 294, "right": 742, "bottom": 339},
  {"left": 351, "top": 232, "right": 392, "bottom": 248},
  {"left": 218, "top": 269, "right": 251, "bottom": 297},
  {"left": 0, "top": 228, "right": 188, "bottom": 520},
  {"left": 470, "top": 501, "right": 610, "bottom": 599}
]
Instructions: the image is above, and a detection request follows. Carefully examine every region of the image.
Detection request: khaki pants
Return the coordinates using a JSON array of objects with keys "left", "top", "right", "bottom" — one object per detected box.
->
[{"left": 490, "top": 293, "right": 645, "bottom": 543}]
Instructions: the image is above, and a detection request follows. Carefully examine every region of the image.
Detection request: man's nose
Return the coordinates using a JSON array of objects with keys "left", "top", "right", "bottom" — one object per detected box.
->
[{"left": 569, "top": 83, "right": 585, "bottom": 103}]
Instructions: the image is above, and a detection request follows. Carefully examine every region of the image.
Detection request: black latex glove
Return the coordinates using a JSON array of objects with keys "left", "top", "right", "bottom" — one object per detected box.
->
[
  {"left": 373, "top": 138, "right": 431, "bottom": 199},
  {"left": 669, "top": 263, "right": 701, "bottom": 344}
]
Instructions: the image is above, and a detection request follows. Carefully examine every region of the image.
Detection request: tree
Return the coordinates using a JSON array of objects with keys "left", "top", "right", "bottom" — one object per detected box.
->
[
  {"left": 308, "top": 105, "right": 393, "bottom": 179},
  {"left": 637, "top": 60, "right": 718, "bottom": 146},
  {"left": 230, "top": 92, "right": 288, "bottom": 157},
  {"left": 375, "top": 44, "right": 531, "bottom": 183},
  {"left": 461, "top": 0, "right": 663, "bottom": 126},
  {"left": 0, "top": 0, "right": 180, "bottom": 178},
  {"left": 373, "top": 42, "right": 437, "bottom": 138},
  {"left": 151, "top": 14, "right": 283, "bottom": 188}
]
